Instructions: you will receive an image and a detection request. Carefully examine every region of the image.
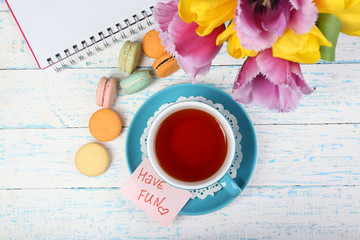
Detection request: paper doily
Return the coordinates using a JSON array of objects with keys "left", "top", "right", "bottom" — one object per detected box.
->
[{"left": 140, "top": 96, "right": 243, "bottom": 199}]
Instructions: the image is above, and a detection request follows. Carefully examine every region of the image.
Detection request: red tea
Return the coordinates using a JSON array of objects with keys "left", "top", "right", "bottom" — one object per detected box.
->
[{"left": 154, "top": 108, "right": 228, "bottom": 182}]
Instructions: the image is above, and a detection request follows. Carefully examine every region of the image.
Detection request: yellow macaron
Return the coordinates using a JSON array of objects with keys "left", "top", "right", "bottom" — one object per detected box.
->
[{"left": 75, "top": 143, "right": 110, "bottom": 177}]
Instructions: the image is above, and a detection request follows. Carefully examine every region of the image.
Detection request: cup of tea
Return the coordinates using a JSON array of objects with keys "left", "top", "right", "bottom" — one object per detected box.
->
[{"left": 147, "top": 101, "right": 241, "bottom": 197}]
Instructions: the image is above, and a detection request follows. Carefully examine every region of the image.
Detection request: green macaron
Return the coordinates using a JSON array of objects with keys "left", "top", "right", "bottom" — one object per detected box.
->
[
  {"left": 118, "top": 41, "right": 142, "bottom": 74},
  {"left": 120, "top": 70, "right": 153, "bottom": 95}
]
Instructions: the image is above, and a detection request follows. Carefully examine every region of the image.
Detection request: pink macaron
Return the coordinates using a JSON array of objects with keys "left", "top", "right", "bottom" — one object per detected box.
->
[{"left": 96, "top": 77, "right": 117, "bottom": 108}]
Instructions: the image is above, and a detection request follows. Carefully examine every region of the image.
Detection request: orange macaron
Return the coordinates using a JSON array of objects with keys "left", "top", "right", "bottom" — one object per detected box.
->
[
  {"left": 142, "top": 29, "right": 166, "bottom": 59},
  {"left": 152, "top": 52, "right": 180, "bottom": 78},
  {"left": 89, "top": 108, "right": 122, "bottom": 142}
]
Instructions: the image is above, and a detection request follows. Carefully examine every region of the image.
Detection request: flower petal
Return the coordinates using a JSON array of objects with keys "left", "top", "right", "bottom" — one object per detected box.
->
[
  {"left": 178, "top": 0, "right": 193, "bottom": 23},
  {"left": 232, "top": 65, "right": 258, "bottom": 104},
  {"left": 293, "top": 73, "right": 314, "bottom": 95},
  {"left": 165, "top": 14, "right": 224, "bottom": 80},
  {"left": 234, "top": 1, "right": 260, "bottom": 37},
  {"left": 169, "top": 14, "right": 224, "bottom": 67},
  {"left": 176, "top": 56, "right": 212, "bottom": 83},
  {"left": 236, "top": 56, "right": 260, "bottom": 88},
  {"left": 289, "top": 61, "right": 304, "bottom": 79},
  {"left": 216, "top": 21, "right": 236, "bottom": 46},
  {"left": 314, "top": 0, "right": 360, "bottom": 36},
  {"left": 231, "top": 80, "right": 253, "bottom": 104},
  {"left": 256, "top": 49, "right": 291, "bottom": 85},
  {"left": 272, "top": 26, "right": 331, "bottom": 63},
  {"left": 313, "top": 0, "right": 344, "bottom": 13},
  {"left": 234, "top": 1, "right": 283, "bottom": 51},
  {"left": 334, "top": 0, "right": 360, "bottom": 36},
  {"left": 232, "top": 49, "right": 313, "bottom": 112},
  {"left": 227, "top": 33, "right": 258, "bottom": 59},
  {"left": 289, "top": 62, "right": 314, "bottom": 95},
  {"left": 344, "top": 30, "right": 360, "bottom": 36},
  {"left": 251, "top": 74, "right": 280, "bottom": 111},
  {"left": 179, "top": 0, "right": 237, "bottom": 36},
  {"left": 234, "top": 72, "right": 306, "bottom": 112},
  {"left": 250, "top": 75, "right": 303, "bottom": 112},
  {"left": 154, "top": 0, "right": 179, "bottom": 32},
  {"left": 277, "top": 84, "right": 303, "bottom": 112},
  {"left": 288, "top": 0, "right": 318, "bottom": 34},
  {"left": 309, "top": 25, "right": 333, "bottom": 46},
  {"left": 238, "top": 28, "right": 279, "bottom": 51},
  {"left": 217, "top": 22, "right": 258, "bottom": 58},
  {"left": 261, "top": 1, "right": 291, "bottom": 36}
]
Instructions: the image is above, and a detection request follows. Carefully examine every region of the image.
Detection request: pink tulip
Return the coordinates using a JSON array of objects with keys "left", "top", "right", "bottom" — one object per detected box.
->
[
  {"left": 235, "top": 0, "right": 318, "bottom": 51},
  {"left": 232, "top": 49, "right": 314, "bottom": 112},
  {"left": 154, "top": 0, "right": 225, "bottom": 82}
]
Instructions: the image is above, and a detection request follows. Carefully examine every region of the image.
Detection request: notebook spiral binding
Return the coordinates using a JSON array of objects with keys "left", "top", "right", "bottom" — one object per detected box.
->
[{"left": 47, "top": 6, "right": 154, "bottom": 72}]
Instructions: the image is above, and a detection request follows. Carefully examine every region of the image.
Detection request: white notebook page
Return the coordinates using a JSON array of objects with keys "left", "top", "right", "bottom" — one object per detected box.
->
[{"left": 7, "top": 0, "right": 156, "bottom": 69}]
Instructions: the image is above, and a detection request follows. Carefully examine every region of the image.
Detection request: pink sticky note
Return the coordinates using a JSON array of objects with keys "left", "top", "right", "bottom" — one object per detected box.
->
[{"left": 120, "top": 158, "right": 192, "bottom": 227}]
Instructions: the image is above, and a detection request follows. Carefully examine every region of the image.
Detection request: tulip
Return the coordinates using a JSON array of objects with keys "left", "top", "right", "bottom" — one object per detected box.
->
[
  {"left": 272, "top": 26, "right": 332, "bottom": 63},
  {"left": 232, "top": 49, "right": 314, "bottom": 112},
  {"left": 154, "top": 0, "right": 225, "bottom": 81},
  {"left": 216, "top": 21, "right": 258, "bottom": 59},
  {"left": 178, "top": 0, "right": 237, "bottom": 36},
  {"left": 314, "top": 0, "right": 360, "bottom": 36},
  {"left": 234, "top": 0, "right": 318, "bottom": 51}
]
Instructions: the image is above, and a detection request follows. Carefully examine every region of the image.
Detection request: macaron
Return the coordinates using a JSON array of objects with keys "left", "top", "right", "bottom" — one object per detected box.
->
[
  {"left": 118, "top": 41, "right": 142, "bottom": 74},
  {"left": 142, "top": 29, "right": 166, "bottom": 59},
  {"left": 96, "top": 77, "right": 117, "bottom": 108},
  {"left": 89, "top": 108, "right": 122, "bottom": 142},
  {"left": 152, "top": 52, "right": 180, "bottom": 78},
  {"left": 120, "top": 70, "right": 153, "bottom": 95},
  {"left": 75, "top": 143, "right": 110, "bottom": 177}
]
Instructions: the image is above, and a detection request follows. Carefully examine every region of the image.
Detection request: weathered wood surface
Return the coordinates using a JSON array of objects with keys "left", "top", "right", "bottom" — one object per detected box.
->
[
  {"left": 1, "top": 1, "right": 360, "bottom": 239},
  {"left": 0, "top": 125, "right": 359, "bottom": 189},
  {"left": 1, "top": 186, "right": 359, "bottom": 239},
  {"left": 1, "top": 64, "right": 360, "bottom": 129}
]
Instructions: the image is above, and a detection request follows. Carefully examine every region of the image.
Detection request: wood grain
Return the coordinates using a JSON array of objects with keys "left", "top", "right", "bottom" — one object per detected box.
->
[
  {"left": 1, "top": 0, "right": 360, "bottom": 238},
  {"left": 0, "top": 1, "right": 7, "bottom": 11},
  {"left": 1, "top": 64, "right": 360, "bottom": 129},
  {"left": 0, "top": 124, "right": 359, "bottom": 189},
  {"left": 0, "top": 186, "right": 359, "bottom": 239}
]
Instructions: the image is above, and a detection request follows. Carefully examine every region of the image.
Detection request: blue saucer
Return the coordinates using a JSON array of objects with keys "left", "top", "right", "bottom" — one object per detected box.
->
[{"left": 125, "top": 83, "right": 257, "bottom": 215}]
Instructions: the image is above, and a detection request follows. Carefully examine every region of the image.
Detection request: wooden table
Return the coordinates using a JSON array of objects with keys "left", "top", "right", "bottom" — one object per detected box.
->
[{"left": 1, "top": 2, "right": 360, "bottom": 239}]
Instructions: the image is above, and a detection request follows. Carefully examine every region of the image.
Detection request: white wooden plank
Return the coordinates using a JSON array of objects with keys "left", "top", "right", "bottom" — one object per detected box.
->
[
  {"left": 1, "top": 64, "right": 360, "bottom": 128},
  {"left": 0, "top": 12, "right": 39, "bottom": 69},
  {"left": 0, "top": 0, "right": 7, "bottom": 11},
  {"left": 0, "top": 124, "right": 359, "bottom": 189},
  {"left": 0, "top": 186, "right": 359, "bottom": 239},
  {"left": 1, "top": 11, "right": 360, "bottom": 69}
]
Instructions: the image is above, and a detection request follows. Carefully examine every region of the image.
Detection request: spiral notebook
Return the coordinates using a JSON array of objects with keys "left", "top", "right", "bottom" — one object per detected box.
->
[{"left": 6, "top": 0, "right": 157, "bottom": 71}]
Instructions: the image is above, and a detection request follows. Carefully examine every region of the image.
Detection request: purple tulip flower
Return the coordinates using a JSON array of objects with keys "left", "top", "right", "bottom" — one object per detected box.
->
[
  {"left": 232, "top": 49, "right": 314, "bottom": 112},
  {"left": 234, "top": 0, "right": 318, "bottom": 51},
  {"left": 154, "top": 0, "right": 225, "bottom": 82}
]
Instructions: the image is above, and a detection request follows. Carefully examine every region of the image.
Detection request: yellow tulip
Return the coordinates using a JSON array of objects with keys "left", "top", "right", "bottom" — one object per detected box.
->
[
  {"left": 272, "top": 26, "right": 332, "bottom": 63},
  {"left": 216, "top": 22, "right": 257, "bottom": 59},
  {"left": 313, "top": 0, "right": 345, "bottom": 13},
  {"left": 178, "top": 0, "right": 237, "bottom": 36},
  {"left": 314, "top": 0, "right": 360, "bottom": 36}
]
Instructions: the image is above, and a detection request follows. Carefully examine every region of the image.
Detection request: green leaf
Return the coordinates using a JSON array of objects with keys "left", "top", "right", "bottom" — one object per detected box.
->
[{"left": 316, "top": 13, "right": 342, "bottom": 62}]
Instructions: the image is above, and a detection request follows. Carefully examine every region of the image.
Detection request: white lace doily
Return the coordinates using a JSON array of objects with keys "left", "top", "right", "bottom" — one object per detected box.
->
[{"left": 140, "top": 96, "right": 243, "bottom": 199}]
